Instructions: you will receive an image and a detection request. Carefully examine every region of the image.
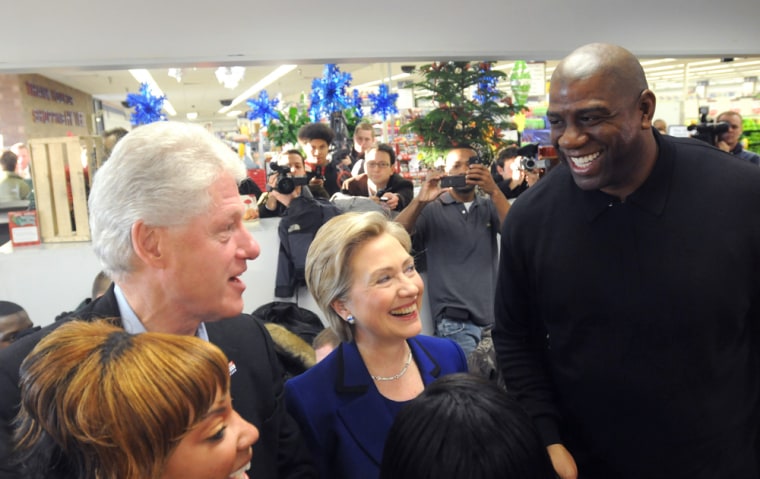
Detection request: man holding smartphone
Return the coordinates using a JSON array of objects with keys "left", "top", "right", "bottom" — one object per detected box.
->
[{"left": 395, "top": 146, "right": 510, "bottom": 355}]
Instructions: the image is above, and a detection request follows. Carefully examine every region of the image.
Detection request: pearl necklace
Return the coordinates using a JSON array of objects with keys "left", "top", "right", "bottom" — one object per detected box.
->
[{"left": 371, "top": 349, "right": 413, "bottom": 381}]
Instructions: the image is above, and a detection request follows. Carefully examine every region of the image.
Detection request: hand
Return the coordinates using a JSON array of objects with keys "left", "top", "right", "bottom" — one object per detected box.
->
[
  {"left": 416, "top": 170, "right": 446, "bottom": 203},
  {"left": 510, "top": 169, "right": 526, "bottom": 189},
  {"left": 547, "top": 444, "right": 578, "bottom": 479},
  {"left": 341, "top": 173, "right": 364, "bottom": 191},
  {"left": 266, "top": 173, "right": 296, "bottom": 207},
  {"left": 466, "top": 164, "right": 499, "bottom": 195},
  {"left": 716, "top": 140, "right": 731, "bottom": 152},
  {"left": 379, "top": 192, "right": 399, "bottom": 210},
  {"left": 309, "top": 177, "right": 324, "bottom": 187}
]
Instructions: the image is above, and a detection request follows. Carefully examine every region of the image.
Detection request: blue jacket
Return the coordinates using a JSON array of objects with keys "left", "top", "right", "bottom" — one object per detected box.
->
[{"left": 284, "top": 334, "right": 467, "bottom": 479}]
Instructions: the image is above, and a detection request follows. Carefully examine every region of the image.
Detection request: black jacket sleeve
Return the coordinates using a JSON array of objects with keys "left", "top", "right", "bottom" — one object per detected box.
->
[{"left": 386, "top": 174, "right": 414, "bottom": 211}]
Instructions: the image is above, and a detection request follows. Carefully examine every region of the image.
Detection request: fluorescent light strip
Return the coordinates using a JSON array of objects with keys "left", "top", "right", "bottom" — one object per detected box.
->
[
  {"left": 492, "top": 62, "right": 515, "bottom": 71},
  {"left": 644, "top": 64, "right": 685, "bottom": 73},
  {"left": 353, "top": 73, "right": 411, "bottom": 91},
  {"left": 128, "top": 69, "right": 177, "bottom": 116},
  {"left": 640, "top": 58, "right": 677, "bottom": 66},
  {"left": 690, "top": 60, "right": 760, "bottom": 72},
  {"left": 686, "top": 59, "right": 723, "bottom": 67},
  {"left": 218, "top": 65, "right": 298, "bottom": 114}
]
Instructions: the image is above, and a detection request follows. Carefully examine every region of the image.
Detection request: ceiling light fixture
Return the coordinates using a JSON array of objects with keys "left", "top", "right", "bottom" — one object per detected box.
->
[
  {"left": 215, "top": 66, "right": 246, "bottom": 89},
  {"left": 353, "top": 73, "right": 411, "bottom": 90},
  {"left": 218, "top": 64, "right": 298, "bottom": 114},
  {"left": 743, "top": 76, "right": 758, "bottom": 96},
  {"left": 640, "top": 58, "right": 677, "bottom": 66},
  {"left": 168, "top": 68, "right": 183, "bottom": 82},
  {"left": 492, "top": 62, "right": 515, "bottom": 71},
  {"left": 128, "top": 69, "right": 177, "bottom": 116},
  {"left": 186, "top": 111, "right": 198, "bottom": 120}
]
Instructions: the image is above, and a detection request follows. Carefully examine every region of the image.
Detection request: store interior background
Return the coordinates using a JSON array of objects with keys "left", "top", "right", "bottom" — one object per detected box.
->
[
  {"left": 2, "top": 0, "right": 759, "bottom": 137},
  {"left": 1, "top": 0, "right": 759, "bottom": 327}
]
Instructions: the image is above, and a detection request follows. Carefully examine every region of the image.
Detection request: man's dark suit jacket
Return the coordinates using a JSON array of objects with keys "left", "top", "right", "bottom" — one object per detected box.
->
[
  {"left": 342, "top": 173, "right": 414, "bottom": 212},
  {"left": 0, "top": 286, "right": 316, "bottom": 479},
  {"left": 284, "top": 335, "right": 467, "bottom": 478}
]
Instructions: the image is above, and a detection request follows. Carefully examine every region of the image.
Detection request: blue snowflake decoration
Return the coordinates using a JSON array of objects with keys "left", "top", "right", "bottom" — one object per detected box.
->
[
  {"left": 309, "top": 64, "right": 353, "bottom": 120},
  {"left": 351, "top": 89, "right": 364, "bottom": 119},
  {"left": 368, "top": 84, "right": 399, "bottom": 120},
  {"left": 308, "top": 84, "right": 323, "bottom": 122},
  {"left": 125, "top": 83, "right": 166, "bottom": 126},
  {"left": 474, "top": 73, "right": 499, "bottom": 104},
  {"left": 246, "top": 90, "right": 280, "bottom": 127}
]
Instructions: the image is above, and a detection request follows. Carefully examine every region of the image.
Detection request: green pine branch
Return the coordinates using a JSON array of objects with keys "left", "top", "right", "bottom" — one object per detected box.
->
[{"left": 401, "top": 61, "right": 527, "bottom": 165}]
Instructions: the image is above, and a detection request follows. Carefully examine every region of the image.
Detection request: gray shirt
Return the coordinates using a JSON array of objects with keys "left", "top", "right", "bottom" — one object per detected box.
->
[{"left": 415, "top": 191, "right": 501, "bottom": 326}]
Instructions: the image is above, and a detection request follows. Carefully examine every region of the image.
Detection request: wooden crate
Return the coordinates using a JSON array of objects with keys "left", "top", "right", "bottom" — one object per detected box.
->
[{"left": 28, "top": 136, "right": 106, "bottom": 243}]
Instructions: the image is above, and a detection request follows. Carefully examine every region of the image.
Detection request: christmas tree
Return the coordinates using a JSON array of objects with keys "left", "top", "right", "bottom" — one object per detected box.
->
[{"left": 402, "top": 61, "right": 527, "bottom": 164}]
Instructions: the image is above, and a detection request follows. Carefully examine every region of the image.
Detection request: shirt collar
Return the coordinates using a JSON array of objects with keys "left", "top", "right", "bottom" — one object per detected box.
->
[
  {"left": 730, "top": 143, "right": 745, "bottom": 155},
  {"left": 113, "top": 283, "right": 208, "bottom": 340},
  {"left": 579, "top": 132, "right": 672, "bottom": 222},
  {"left": 440, "top": 190, "right": 480, "bottom": 205}
]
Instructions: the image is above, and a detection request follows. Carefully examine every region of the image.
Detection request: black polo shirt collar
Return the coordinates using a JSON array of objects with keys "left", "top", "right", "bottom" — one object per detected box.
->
[{"left": 578, "top": 130, "right": 673, "bottom": 222}]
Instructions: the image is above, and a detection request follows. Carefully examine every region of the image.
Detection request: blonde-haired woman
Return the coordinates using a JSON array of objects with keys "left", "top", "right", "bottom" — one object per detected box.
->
[
  {"left": 285, "top": 212, "right": 467, "bottom": 479},
  {"left": 13, "top": 320, "right": 259, "bottom": 479}
]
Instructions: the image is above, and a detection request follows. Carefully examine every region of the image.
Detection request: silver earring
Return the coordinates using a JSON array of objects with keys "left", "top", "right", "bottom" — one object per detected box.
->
[{"left": 346, "top": 315, "right": 355, "bottom": 325}]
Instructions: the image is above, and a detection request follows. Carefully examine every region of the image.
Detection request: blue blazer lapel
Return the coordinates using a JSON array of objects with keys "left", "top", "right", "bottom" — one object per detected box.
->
[
  {"left": 334, "top": 342, "right": 392, "bottom": 467},
  {"left": 409, "top": 336, "right": 444, "bottom": 383},
  {"left": 332, "top": 338, "right": 447, "bottom": 467}
]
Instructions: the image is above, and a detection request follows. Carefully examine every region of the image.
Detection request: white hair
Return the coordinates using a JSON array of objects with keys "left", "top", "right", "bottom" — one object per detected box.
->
[{"left": 88, "top": 122, "right": 245, "bottom": 280}]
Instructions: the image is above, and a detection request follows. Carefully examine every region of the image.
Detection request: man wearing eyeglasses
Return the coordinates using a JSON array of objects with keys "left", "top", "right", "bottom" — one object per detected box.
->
[{"left": 341, "top": 143, "right": 413, "bottom": 212}]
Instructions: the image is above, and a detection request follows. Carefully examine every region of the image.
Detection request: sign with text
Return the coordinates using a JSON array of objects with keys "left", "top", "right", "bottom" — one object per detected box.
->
[{"left": 8, "top": 210, "right": 41, "bottom": 246}]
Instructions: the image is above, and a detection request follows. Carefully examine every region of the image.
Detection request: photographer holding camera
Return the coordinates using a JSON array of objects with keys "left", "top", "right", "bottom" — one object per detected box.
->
[
  {"left": 493, "top": 146, "right": 529, "bottom": 200},
  {"left": 341, "top": 143, "right": 413, "bottom": 212},
  {"left": 297, "top": 122, "right": 342, "bottom": 198},
  {"left": 514, "top": 144, "right": 551, "bottom": 189},
  {"left": 259, "top": 149, "right": 312, "bottom": 218},
  {"left": 716, "top": 111, "right": 760, "bottom": 165},
  {"left": 396, "top": 146, "right": 510, "bottom": 356}
]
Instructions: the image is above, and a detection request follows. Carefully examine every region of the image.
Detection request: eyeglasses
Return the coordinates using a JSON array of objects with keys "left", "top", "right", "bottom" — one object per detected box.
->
[{"left": 365, "top": 162, "right": 390, "bottom": 169}]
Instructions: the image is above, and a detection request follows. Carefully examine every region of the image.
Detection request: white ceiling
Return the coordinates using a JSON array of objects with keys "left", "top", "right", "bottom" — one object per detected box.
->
[{"left": 3, "top": 0, "right": 760, "bottom": 126}]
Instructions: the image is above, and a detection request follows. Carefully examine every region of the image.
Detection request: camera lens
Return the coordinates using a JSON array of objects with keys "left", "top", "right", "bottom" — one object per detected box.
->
[{"left": 276, "top": 176, "right": 296, "bottom": 195}]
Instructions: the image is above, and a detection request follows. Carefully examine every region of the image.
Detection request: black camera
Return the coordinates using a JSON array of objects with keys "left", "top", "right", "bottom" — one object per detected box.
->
[
  {"left": 440, "top": 155, "right": 481, "bottom": 187},
  {"left": 517, "top": 143, "right": 551, "bottom": 170},
  {"left": 688, "top": 106, "right": 729, "bottom": 145},
  {"left": 520, "top": 157, "right": 551, "bottom": 170},
  {"left": 269, "top": 161, "right": 308, "bottom": 194},
  {"left": 440, "top": 175, "right": 466, "bottom": 188}
]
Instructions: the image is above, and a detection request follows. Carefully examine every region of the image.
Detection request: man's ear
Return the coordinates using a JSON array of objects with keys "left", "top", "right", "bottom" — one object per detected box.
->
[
  {"left": 639, "top": 89, "right": 657, "bottom": 130},
  {"left": 131, "top": 220, "right": 165, "bottom": 268}
]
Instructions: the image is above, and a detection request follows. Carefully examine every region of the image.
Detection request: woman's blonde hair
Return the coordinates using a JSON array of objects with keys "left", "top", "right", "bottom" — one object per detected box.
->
[
  {"left": 305, "top": 211, "right": 411, "bottom": 342},
  {"left": 13, "top": 320, "right": 230, "bottom": 479}
]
